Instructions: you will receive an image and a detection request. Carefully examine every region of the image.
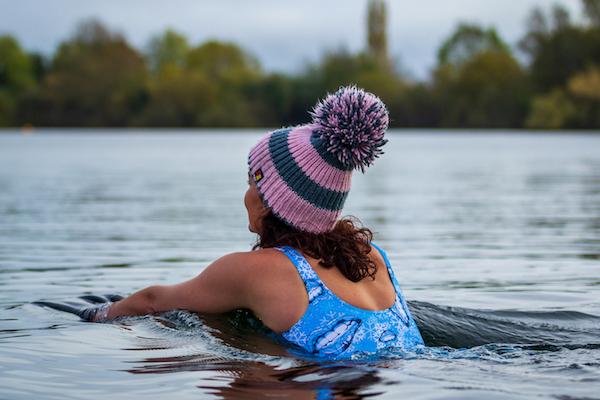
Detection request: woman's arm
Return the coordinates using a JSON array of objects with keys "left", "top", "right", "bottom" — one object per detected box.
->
[
  {"left": 101, "top": 251, "right": 255, "bottom": 321},
  {"left": 103, "top": 285, "right": 162, "bottom": 319}
]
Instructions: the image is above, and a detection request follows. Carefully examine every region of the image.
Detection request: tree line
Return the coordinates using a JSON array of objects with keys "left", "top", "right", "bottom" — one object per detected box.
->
[{"left": 1, "top": 0, "right": 599, "bottom": 129}]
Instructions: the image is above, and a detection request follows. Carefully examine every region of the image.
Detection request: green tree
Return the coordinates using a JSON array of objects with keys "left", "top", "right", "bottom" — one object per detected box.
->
[
  {"left": 568, "top": 65, "right": 600, "bottom": 100},
  {"left": 22, "top": 19, "right": 147, "bottom": 126},
  {"left": 187, "top": 40, "right": 261, "bottom": 84},
  {"left": 289, "top": 48, "right": 407, "bottom": 126},
  {"left": 367, "top": 0, "right": 389, "bottom": 67},
  {"left": 583, "top": 0, "right": 600, "bottom": 26},
  {"left": 138, "top": 37, "right": 269, "bottom": 127},
  {"left": 434, "top": 24, "right": 528, "bottom": 128},
  {"left": 438, "top": 23, "right": 509, "bottom": 66},
  {"left": 519, "top": 7, "right": 549, "bottom": 59},
  {"left": 0, "top": 35, "right": 35, "bottom": 126},
  {"left": 520, "top": 4, "right": 600, "bottom": 91},
  {"left": 388, "top": 83, "right": 442, "bottom": 127},
  {"left": 136, "top": 29, "right": 211, "bottom": 126},
  {"left": 0, "top": 36, "right": 35, "bottom": 92},
  {"left": 27, "top": 52, "right": 47, "bottom": 83},
  {"left": 245, "top": 72, "right": 296, "bottom": 127},
  {"left": 134, "top": 64, "right": 215, "bottom": 126},
  {"left": 525, "top": 89, "right": 576, "bottom": 129},
  {"left": 566, "top": 66, "right": 600, "bottom": 127},
  {"left": 184, "top": 40, "right": 264, "bottom": 126},
  {"left": 146, "top": 29, "right": 189, "bottom": 73},
  {"left": 552, "top": 4, "right": 572, "bottom": 30}
]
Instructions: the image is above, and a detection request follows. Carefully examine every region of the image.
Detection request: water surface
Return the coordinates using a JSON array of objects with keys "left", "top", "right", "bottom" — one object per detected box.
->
[{"left": 1, "top": 130, "right": 599, "bottom": 399}]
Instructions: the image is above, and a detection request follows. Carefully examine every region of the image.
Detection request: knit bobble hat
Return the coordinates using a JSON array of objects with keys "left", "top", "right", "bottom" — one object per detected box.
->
[{"left": 247, "top": 85, "right": 389, "bottom": 234}]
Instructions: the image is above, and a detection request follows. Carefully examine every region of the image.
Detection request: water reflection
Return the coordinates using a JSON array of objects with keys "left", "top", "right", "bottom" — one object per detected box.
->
[
  {"left": 127, "top": 356, "right": 383, "bottom": 399},
  {"left": 121, "top": 311, "right": 385, "bottom": 399}
]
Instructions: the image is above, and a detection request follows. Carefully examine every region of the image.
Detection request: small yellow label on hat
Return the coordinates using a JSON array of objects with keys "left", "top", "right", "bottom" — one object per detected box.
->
[{"left": 253, "top": 168, "right": 263, "bottom": 183}]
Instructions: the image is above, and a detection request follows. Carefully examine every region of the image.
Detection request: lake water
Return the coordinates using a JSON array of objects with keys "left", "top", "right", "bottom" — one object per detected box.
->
[{"left": 1, "top": 129, "right": 599, "bottom": 399}]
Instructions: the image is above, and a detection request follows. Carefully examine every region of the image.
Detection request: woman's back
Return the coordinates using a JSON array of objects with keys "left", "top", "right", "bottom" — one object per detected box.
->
[{"left": 259, "top": 243, "right": 424, "bottom": 358}]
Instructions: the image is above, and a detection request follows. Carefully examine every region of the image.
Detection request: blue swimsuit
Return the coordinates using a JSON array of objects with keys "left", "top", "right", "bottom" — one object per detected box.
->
[{"left": 272, "top": 243, "right": 424, "bottom": 359}]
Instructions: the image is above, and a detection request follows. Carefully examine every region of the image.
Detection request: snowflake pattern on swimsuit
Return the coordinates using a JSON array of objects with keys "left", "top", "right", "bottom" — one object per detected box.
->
[{"left": 272, "top": 242, "right": 424, "bottom": 359}]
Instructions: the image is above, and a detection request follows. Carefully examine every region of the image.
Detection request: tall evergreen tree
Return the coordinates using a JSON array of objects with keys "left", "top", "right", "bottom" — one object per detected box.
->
[{"left": 367, "top": 0, "right": 389, "bottom": 67}]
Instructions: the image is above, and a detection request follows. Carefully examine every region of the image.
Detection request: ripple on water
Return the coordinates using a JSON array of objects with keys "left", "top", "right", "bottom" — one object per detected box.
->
[{"left": 1, "top": 132, "right": 600, "bottom": 399}]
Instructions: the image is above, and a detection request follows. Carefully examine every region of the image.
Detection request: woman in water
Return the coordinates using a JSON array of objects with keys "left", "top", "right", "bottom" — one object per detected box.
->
[{"left": 56, "top": 86, "right": 424, "bottom": 359}]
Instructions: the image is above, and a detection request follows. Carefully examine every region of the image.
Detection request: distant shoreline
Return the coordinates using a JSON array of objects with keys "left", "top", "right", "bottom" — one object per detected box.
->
[{"left": 1, "top": 128, "right": 599, "bottom": 135}]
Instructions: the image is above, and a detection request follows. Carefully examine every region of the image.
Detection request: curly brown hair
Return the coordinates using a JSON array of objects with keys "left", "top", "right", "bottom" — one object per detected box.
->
[{"left": 252, "top": 211, "right": 377, "bottom": 282}]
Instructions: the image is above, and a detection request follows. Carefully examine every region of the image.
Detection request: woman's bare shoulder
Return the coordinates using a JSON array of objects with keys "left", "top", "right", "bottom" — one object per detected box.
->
[
  {"left": 215, "top": 247, "right": 279, "bottom": 263},
  {"left": 219, "top": 247, "right": 295, "bottom": 280},
  {"left": 368, "top": 243, "right": 387, "bottom": 264},
  {"left": 223, "top": 247, "right": 306, "bottom": 332}
]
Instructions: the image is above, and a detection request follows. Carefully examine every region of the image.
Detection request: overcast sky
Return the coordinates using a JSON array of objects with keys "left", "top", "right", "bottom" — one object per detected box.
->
[{"left": 0, "top": 0, "right": 583, "bottom": 80}]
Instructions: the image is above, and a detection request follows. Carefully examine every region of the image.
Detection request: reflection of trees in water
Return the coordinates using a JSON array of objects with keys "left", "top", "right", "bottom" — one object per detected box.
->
[{"left": 206, "top": 362, "right": 382, "bottom": 400}]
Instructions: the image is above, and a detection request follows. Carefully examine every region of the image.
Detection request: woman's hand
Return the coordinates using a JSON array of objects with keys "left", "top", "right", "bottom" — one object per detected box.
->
[
  {"left": 80, "top": 302, "right": 112, "bottom": 322},
  {"left": 33, "top": 294, "right": 123, "bottom": 322}
]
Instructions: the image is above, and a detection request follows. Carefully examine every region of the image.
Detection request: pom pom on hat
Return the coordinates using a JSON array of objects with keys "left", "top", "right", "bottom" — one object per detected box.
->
[{"left": 310, "top": 85, "right": 389, "bottom": 172}]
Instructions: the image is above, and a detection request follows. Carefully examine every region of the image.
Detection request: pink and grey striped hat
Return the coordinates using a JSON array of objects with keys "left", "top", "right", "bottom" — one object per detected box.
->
[{"left": 247, "top": 85, "right": 389, "bottom": 234}]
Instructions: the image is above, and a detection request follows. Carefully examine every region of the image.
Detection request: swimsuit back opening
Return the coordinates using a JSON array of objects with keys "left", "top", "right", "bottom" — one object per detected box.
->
[{"left": 271, "top": 242, "right": 424, "bottom": 359}]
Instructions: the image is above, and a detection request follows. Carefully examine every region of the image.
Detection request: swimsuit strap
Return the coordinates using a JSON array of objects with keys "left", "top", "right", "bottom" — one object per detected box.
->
[
  {"left": 274, "top": 245, "right": 322, "bottom": 290},
  {"left": 370, "top": 242, "right": 402, "bottom": 296}
]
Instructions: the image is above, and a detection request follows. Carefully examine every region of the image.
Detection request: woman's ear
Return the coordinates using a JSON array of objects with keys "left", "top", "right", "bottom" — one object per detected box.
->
[{"left": 257, "top": 207, "right": 269, "bottom": 226}]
